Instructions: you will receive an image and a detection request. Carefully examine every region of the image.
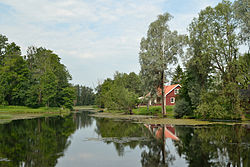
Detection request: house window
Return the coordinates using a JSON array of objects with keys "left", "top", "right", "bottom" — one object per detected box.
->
[
  {"left": 170, "top": 97, "right": 175, "bottom": 103},
  {"left": 174, "top": 89, "right": 179, "bottom": 94}
]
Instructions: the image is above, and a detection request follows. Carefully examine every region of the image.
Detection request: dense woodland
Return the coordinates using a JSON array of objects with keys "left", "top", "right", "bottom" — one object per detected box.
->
[
  {"left": 74, "top": 85, "right": 95, "bottom": 106},
  {"left": 0, "top": 35, "right": 75, "bottom": 109}
]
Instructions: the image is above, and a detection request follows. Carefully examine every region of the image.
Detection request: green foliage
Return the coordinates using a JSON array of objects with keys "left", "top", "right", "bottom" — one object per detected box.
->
[
  {"left": 0, "top": 34, "right": 74, "bottom": 110},
  {"left": 171, "top": 65, "right": 183, "bottom": 84},
  {"left": 59, "top": 87, "right": 75, "bottom": 110},
  {"left": 175, "top": 1, "right": 249, "bottom": 120},
  {"left": 95, "top": 72, "right": 141, "bottom": 113},
  {"left": 233, "top": 0, "right": 250, "bottom": 45},
  {"left": 25, "top": 46, "right": 72, "bottom": 108},
  {"left": 75, "top": 85, "right": 95, "bottom": 106},
  {"left": 174, "top": 99, "right": 192, "bottom": 118},
  {"left": 95, "top": 78, "right": 113, "bottom": 108},
  {"left": 235, "top": 53, "right": 250, "bottom": 89},
  {"left": 0, "top": 42, "right": 30, "bottom": 106}
]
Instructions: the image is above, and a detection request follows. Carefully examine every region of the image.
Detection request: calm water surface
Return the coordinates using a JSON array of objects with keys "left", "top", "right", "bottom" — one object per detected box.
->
[{"left": 0, "top": 111, "right": 249, "bottom": 167}]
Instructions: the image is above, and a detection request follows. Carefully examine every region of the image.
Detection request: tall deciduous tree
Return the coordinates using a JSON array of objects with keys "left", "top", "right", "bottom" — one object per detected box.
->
[
  {"left": 139, "top": 12, "right": 184, "bottom": 116},
  {"left": 0, "top": 41, "right": 30, "bottom": 105},
  {"left": 25, "top": 46, "right": 73, "bottom": 108},
  {"left": 0, "top": 34, "right": 8, "bottom": 65}
]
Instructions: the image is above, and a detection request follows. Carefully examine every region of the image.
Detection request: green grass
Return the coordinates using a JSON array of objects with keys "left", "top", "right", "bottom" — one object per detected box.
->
[
  {"left": 0, "top": 105, "right": 69, "bottom": 113},
  {"left": 0, "top": 114, "right": 13, "bottom": 119},
  {"left": 133, "top": 106, "right": 174, "bottom": 118},
  {"left": 0, "top": 105, "right": 72, "bottom": 124},
  {"left": 104, "top": 109, "right": 125, "bottom": 113},
  {"left": 73, "top": 105, "right": 97, "bottom": 110}
]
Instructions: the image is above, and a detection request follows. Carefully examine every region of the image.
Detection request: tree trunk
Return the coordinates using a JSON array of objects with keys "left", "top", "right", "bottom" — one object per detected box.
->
[
  {"left": 129, "top": 108, "right": 132, "bottom": 115},
  {"left": 161, "top": 71, "right": 166, "bottom": 117}
]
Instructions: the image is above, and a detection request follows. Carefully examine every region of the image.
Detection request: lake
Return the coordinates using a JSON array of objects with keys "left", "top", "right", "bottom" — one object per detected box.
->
[{"left": 0, "top": 110, "right": 249, "bottom": 167}]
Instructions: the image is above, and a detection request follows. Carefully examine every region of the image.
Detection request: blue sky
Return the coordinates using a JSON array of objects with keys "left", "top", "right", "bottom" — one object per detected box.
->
[{"left": 0, "top": 0, "right": 230, "bottom": 87}]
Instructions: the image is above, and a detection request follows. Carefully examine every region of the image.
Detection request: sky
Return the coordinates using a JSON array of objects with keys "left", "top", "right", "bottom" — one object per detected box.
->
[{"left": 0, "top": 0, "right": 229, "bottom": 88}]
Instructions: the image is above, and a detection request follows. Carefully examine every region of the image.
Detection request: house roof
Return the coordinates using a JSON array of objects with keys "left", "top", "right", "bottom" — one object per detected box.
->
[
  {"left": 158, "top": 84, "right": 181, "bottom": 96},
  {"left": 139, "top": 84, "right": 181, "bottom": 99}
]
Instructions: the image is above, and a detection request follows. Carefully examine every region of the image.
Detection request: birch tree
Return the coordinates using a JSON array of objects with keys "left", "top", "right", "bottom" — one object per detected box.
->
[{"left": 139, "top": 13, "right": 184, "bottom": 116}]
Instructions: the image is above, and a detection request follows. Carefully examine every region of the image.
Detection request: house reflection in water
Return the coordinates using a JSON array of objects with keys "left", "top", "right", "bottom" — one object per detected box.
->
[{"left": 144, "top": 124, "right": 179, "bottom": 141}]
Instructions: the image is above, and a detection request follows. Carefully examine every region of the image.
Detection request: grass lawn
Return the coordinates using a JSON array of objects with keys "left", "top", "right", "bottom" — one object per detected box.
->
[
  {"left": 0, "top": 105, "right": 72, "bottom": 123},
  {"left": 133, "top": 105, "right": 174, "bottom": 118},
  {"left": 0, "top": 105, "right": 69, "bottom": 113}
]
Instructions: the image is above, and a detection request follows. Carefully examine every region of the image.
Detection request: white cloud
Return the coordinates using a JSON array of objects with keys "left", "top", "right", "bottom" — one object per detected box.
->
[{"left": 0, "top": 0, "right": 224, "bottom": 87}]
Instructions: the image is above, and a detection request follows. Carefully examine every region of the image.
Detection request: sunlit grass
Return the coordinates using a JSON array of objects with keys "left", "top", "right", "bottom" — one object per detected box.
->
[
  {"left": 133, "top": 106, "right": 174, "bottom": 118},
  {"left": 0, "top": 105, "right": 69, "bottom": 113},
  {"left": 0, "top": 114, "right": 13, "bottom": 119},
  {"left": 73, "top": 105, "right": 97, "bottom": 110}
]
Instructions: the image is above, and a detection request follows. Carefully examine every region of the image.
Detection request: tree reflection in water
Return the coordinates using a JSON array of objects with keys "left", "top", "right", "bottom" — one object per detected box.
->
[
  {"left": 174, "top": 125, "right": 250, "bottom": 167},
  {"left": 95, "top": 118, "right": 250, "bottom": 167},
  {"left": 0, "top": 112, "right": 249, "bottom": 167},
  {"left": 141, "top": 124, "right": 176, "bottom": 167},
  {"left": 0, "top": 111, "right": 94, "bottom": 167},
  {"left": 95, "top": 118, "right": 176, "bottom": 166}
]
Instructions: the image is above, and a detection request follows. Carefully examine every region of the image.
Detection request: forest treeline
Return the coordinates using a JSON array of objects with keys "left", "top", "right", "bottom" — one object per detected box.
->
[{"left": 0, "top": 35, "right": 75, "bottom": 109}]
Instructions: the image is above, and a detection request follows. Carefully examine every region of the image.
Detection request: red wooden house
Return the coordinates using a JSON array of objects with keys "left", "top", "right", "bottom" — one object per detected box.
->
[
  {"left": 152, "top": 84, "right": 181, "bottom": 106},
  {"left": 140, "top": 84, "right": 181, "bottom": 106},
  {"left": 161, "top": 84, "right": 181, "bottom": 106}
]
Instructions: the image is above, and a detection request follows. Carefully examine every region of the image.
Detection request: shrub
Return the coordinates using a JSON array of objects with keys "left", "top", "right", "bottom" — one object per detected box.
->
[{"left": 174, "top": 99, "right": 192, "bottom": 118}]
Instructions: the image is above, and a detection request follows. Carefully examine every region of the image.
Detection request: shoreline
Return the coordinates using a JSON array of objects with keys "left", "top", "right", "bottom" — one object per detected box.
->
[
  {"left": 0, "top": 106, "right": 72, "bottom": 124},
  {"left": 89, "top": 110, "right": 250, "bottom": 126}
]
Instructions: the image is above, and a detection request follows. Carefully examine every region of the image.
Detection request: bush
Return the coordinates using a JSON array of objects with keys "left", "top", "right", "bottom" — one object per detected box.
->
[
  {"left": 133, "top": 106, "right": 162, "bottom": 115},
  {"left": 174, "top": 99, "right": 192, "bottom": 118},
  {"left": 194, "top": 90, "right": 241, "bottom": 120}
]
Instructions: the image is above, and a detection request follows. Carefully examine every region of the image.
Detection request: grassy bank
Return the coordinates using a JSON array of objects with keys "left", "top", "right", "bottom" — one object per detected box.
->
[
  {"left": 0, "top": 105, "right": 70, "bottom": 113},
  {"left": 73, "top": 105, "right": 98, "bottom": 110},
  {"left": 133, "top": 106, "right": 174, "bottom": 118},
  {"left": 0, "top": 105, "right": 71, "bottom": 124}
]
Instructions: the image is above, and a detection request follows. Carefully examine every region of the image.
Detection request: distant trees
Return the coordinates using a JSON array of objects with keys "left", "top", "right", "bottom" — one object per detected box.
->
[
  {"left": 0, "top": 34, "right": 75, "bottom": 109},
  {"left": 95, "top": 72, "right": 142, "bottom": 113},
  {"left": 139, "top": 12, "right": 185, "bottom": 116},
  {"left": 74, "top": 85, "right": 95, "bottom": 106}
]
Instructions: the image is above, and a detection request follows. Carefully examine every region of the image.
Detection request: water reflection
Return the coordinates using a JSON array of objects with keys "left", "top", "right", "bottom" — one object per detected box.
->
[
  {"left": 0, "top": 111, "right": 249, "bottom": 167},
  {"left": 144, "top": 124, "right": 179, "bottom": 141},
  {"left": 0, "top": 115, "right": 75, "bottom": 166},
  {"left": 174, "top": 125, "right": 250, "bottom": 167}
]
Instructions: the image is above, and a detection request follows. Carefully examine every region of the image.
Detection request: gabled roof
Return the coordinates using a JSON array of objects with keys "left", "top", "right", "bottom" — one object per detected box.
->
[{"left": 158, "top": 84, "right": 181, "bottom": 96}]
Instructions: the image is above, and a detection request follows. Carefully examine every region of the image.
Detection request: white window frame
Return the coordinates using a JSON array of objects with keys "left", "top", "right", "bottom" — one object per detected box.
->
[
  {"left": 170, "top": 97, "right": 175, "bottom": 103},
  {"left": 174, "top": 89, "right": 179, "bottom": 95}
]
